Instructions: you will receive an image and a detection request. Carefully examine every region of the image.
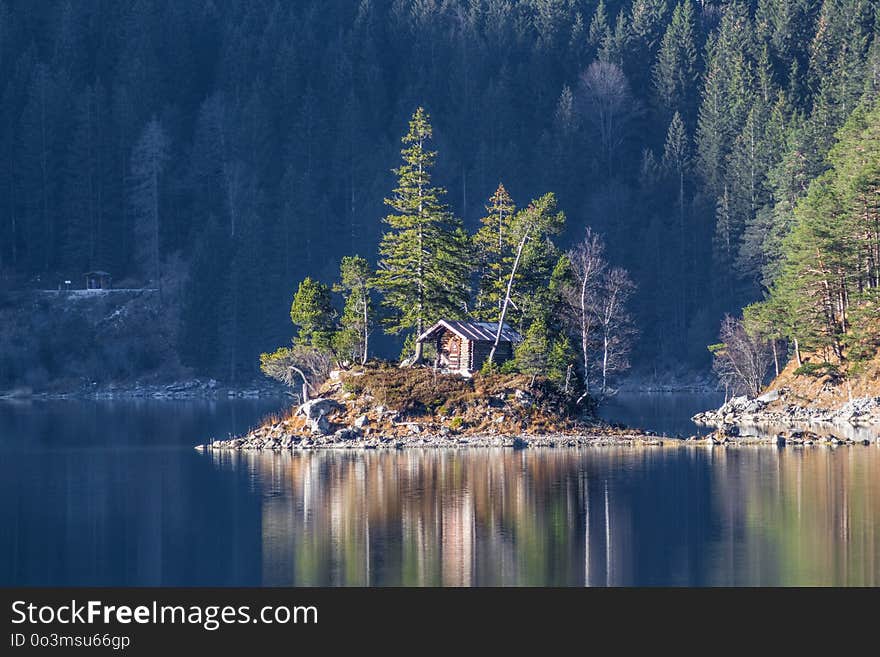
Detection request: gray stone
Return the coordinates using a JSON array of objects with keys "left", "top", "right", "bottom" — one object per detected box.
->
[
  {"left": 309, "top": 415, "right": 331, "bottom": 435},
  {"left": 757, "top": 389, "right": 780, "bottom": 403},
  {"left": 333, "top": 427, "right": 359, "bottom": 441},
  {"left": 297, "top": 398, "right": 343, "bottom": 421},
  {"left": 354, "top": 414, "right": 369, "bottom": 428}
]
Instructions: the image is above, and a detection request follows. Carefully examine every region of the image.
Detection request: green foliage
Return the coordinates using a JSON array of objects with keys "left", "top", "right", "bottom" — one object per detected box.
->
[
  {"left": 398, "top": 332, "right": 437, "bottom": 364},
  {"left": 372, "top": 108, "right": 472, "bottom": 352},
  {"left": 756, "top": 97, "right": 880, "bottom": 367},
  {"left": 290, "top": 277, "right": 336, "bottom": 351},
  {"left": 515, "top": 312, "right": 573, "bottom": 385},
  {"left": 341, "top": 376, "right": 367, "bottom": 395},
  {"left": 479, "top": 358, "right": 499, "bottom": 376},
  {"left": 333, "top": 255, "right": 374, "bottom": 365},
  {"left": 793, "top": 362, "right": 840, "bottom": 379},
  {"left": 472, "top": 183, "right": 517, "bottom": 321},
  {"left": 653, "top": 0, "right": 698, "bottom": 120},
  {"left": 499, "top": 359, "right": 519, "bottom": 374}
]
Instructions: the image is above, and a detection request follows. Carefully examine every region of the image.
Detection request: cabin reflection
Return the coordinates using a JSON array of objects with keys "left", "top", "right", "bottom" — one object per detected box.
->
[{"left": 208, "top": 445, "right": 880, "bottom": 587}]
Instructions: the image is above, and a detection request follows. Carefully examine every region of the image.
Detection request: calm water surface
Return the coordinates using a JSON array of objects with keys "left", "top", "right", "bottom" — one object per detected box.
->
[{"left": 2, "top": 395, "right": 879, "bottom": 586}]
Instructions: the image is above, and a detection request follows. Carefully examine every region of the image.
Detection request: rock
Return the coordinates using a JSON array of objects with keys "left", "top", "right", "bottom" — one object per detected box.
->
[
  {"left": 309, "top": 415, "right": 331, "bottom": 435},
  {"left": 408, "top": 423, "right": 422, "bottom": 434},
  {"left": 333, "top": 427, "right": 359, "bottom": 441},
  {"left": 757, "top": 389, "right": 780, "bottom": 403},
  {"left": 514, "top": 389, "right": 533, "bottom": 407},
  {"left": 720, "top": 423, "right": 740, "bottom": 437},
  {"left": 297, "top": 397, "right": 343, "bottom": 420},
  {"left": 354, "top": 414, "right": 369, "bottom": 428}
]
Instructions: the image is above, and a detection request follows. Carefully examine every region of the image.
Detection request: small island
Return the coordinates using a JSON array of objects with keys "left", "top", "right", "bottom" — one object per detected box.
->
[
  {"left": 200, "top": 364, "right": 666, "bottom": 451},
  {"left": 203, "top": 107, "right": 652, "bottom": 451}
]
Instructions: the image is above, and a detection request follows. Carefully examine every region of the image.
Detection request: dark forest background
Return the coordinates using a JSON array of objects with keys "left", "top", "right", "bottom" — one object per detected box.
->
[{"left": 0, "top": 0, "right": 877, "bottom": 384}]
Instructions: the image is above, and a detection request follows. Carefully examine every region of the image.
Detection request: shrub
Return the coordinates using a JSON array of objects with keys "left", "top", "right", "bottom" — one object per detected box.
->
[
  {"left": 342, "top": 377, "right": 366, "bottom": 395},
  {"left": 793, "top": 361, "right": 840, "bottom": 379},
  {"left": 499, "top": 359, "right": 519, "bottom": 374}
]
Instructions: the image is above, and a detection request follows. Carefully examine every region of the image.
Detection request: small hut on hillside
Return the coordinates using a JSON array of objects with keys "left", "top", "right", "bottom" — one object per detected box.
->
[
  {"left": 416, "top": 319, "right": 521, "bottom": 375},
  {"left": 84, "top": 271, "right": 112, "bottom": 290}
]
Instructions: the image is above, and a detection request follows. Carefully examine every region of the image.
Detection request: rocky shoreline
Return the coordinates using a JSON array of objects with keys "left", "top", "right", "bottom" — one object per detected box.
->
[
  {"left": 691, "top": 390, "right": 880, "bottom": 446},
  {"left": 692, "top": 391, "right": 880, "bottom": 429},
  {"left": 198, "top": 430, "right": 666, "bottom": 451},
  {"left": 0, "top": 378, "right": 290, "bottom": 401}
]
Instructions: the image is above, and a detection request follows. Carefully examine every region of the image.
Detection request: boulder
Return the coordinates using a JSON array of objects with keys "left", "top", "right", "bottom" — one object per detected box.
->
[
  {"left": 354, "top": 414, "right": 369, "bottom": 429},
  {"left": 333, "top": 427, "right": 359, "bottom": 441},
  {"left": 297, "top": 398, "right": 343, "bottom": 421},
  {"left": 757, "top": 389, "right": 780, "bottom": 403},
  {"left": 309, "top": 415, "right": 331, "bottom": 435}
]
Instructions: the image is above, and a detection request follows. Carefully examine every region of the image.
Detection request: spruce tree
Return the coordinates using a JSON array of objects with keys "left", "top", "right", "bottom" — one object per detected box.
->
[
  {"left": 653, "top": 0, "right": 698, "bottom": 121},
  {"left": 473, "top": 183, "right": 516, "bottom": 320},
  {"left": 333, "top": 255, "right": 374, "bottom": 365},
  {"left": 373, "top": 107, "right": 471, "bottom": 362},
  {"left": 290, "top": 277, "right": 336, "bottom": 352}
]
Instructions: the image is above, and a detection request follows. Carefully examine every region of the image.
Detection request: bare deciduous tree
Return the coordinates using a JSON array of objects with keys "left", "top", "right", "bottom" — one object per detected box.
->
[
  {"left": 566, "top": 228, "right": 605, "bottom": 400},
  {"left": 259, "top": 345, "right": 332, "bottom": 402},
  {"left": 595, "top": 267, "right": 636, "bottom": 395},
  {"left": 578, "top": 61, "right": 638, "bottom": 177},
  {"left": 564, "top": 229, "right": 636, "bottom": 400},
  {"left": 709, "top": 315, "right": 772, "bottom": 398}
]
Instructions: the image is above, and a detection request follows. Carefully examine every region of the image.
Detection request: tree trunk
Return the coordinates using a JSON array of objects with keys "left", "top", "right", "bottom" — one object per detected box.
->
[
  {"left": 602, "top": 333, "right": 609, "bottom": 395},
  {"left": 580, "top": 274, "right": 591, "bottom": 396},
  {"left": 290, "top": 366, "right": 313, "bottom": 403},
  {"left": 361, "top": 294, "right": 369, "bottom": 365},
  {"left": 488, "top": 229, "right": 528, "bottom": 365}
]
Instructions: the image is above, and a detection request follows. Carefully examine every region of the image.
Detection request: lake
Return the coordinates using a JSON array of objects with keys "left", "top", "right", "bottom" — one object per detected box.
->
[{"left": 2, "top": 394, "right": 879, "bottom": 586}]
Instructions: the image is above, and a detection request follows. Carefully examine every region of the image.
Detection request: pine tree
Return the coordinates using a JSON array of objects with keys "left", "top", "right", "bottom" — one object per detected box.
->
[
  {"left": 129, "top": 116, "right": 169, "bottom": 288},
  {"left": 334, "top": 255, "right": 374, "bottom": 365},
  {"left": 180, "top": 217, "right": 229, "bottom": 375},
  {"left": 653, "top": 0, "right": 698, "bottom": 121},
  {"left": 290, "top": 277, "right": 336, "bottom": 352},
  {"left": 588, "top": 0, "right": 610, "bottom": 48},
  {"left": 372, "top": 107, "right": 471, "bottom": 362},
  {"left": 662, "top": 111, "right": 692, "bottom": 344},
  {"left": 63, "top": 83, "right": 111, "bottom": 273},
  {"left": 473, "top": 183, "right": 516, "bottom": 320},
  {"left": 19, "top": 62, "right": 61, "bottom": 273}
]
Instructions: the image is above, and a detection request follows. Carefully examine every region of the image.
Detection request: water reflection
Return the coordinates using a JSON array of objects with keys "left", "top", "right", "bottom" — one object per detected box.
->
[
  {"left": 212, "top": 446, "right": 880, "bottom": 586},
  {"left": 3, "top": 398, "right": 879, "bottom": 586}
]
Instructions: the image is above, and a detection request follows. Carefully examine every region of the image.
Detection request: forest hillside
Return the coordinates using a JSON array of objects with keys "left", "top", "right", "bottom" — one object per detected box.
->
[{"left": 0, "top": 1, "right": 878, "bottom": 387}]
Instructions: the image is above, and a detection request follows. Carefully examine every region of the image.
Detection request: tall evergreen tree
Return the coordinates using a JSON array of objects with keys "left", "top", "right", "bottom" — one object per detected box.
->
[
  {"left": 372, "top": 107, "right": 471, "bottom": 362},
  {"left": 129, "top": 116, "right": 170, "bottom": 288},
  {"left": 653, "top": 0, "right": 698, "bottom": 122},
  {"left": 334, "top": 255, "right": 374, "bottom": 365},
  {"left": 473, "top": 183, "right": 516, "bottom": 320}
]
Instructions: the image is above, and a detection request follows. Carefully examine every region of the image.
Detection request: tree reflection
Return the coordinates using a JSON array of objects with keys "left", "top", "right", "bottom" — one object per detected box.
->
[{"left": 212, "top": 446, "right": 880, "bottom": 587}]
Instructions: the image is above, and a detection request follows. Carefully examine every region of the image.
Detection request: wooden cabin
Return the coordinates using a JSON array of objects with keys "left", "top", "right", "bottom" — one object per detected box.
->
[
  {"left": 417, "top": 320, "right": 521, "bottom": 375},
  {"left": 84, "top": 270, "right": 112, "bottom": 290}
]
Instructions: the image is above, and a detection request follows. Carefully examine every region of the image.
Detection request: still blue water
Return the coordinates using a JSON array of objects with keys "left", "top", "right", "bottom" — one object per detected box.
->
[{"left": 1, "top": 395, "right": 878, "bottom": 586}]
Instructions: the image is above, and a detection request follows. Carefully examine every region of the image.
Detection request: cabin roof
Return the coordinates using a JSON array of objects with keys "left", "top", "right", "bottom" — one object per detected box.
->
[{"left": 416, "top": 319, "right": 521, "bottom": 344}]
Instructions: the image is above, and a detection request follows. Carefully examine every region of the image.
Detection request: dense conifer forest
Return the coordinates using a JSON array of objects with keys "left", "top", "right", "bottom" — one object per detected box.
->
[{"left": 0, "top": 1, "right": 878, "bottom": 386}]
